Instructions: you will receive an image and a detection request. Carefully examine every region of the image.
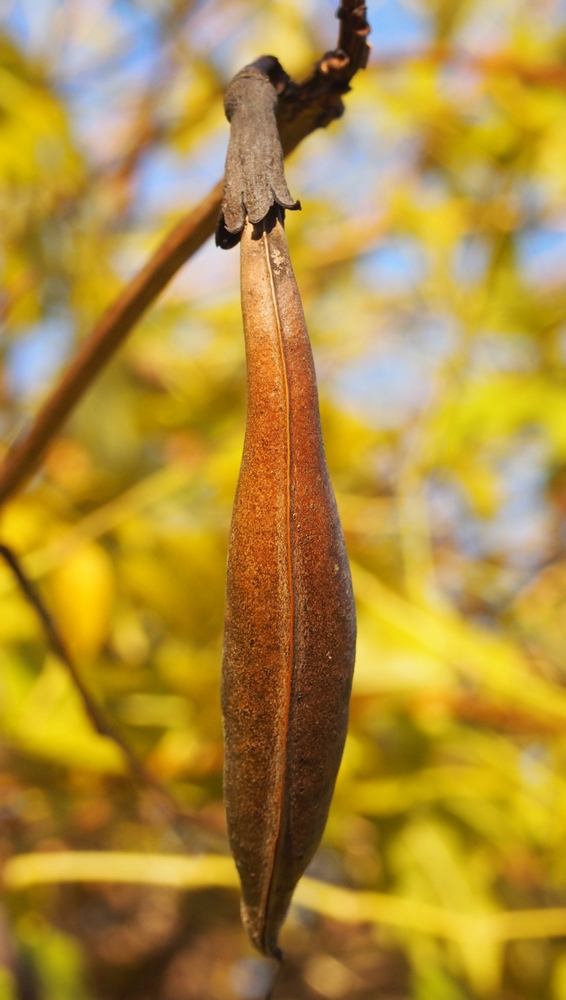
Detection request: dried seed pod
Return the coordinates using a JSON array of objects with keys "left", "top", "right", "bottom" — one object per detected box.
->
[{"left": 222, "top": 209, "right": 356, "bottom": 957}]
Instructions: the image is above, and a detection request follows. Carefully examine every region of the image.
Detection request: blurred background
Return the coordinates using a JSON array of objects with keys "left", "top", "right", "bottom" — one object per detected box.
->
[{"left": 1, "top": 0, "right": 566, "bottom": 997}]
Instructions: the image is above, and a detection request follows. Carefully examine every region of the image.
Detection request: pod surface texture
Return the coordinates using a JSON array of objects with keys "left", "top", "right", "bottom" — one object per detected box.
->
[{"left": 222, "top": 215, "right": 356, "bottom": 957}]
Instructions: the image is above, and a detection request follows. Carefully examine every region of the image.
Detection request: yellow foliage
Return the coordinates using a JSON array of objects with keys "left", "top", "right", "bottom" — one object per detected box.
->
[{"left": 47, "top": 544, "right": 114, "bottom": 660}]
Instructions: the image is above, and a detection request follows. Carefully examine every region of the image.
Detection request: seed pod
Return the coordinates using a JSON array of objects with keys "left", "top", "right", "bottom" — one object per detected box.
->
[{"left": 222, "top": 209, "right": 356, "bottom": 957}]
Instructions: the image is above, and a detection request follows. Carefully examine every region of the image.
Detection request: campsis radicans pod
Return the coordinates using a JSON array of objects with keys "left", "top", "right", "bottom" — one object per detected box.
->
[{"left": 221, "top": 208, "right": 356, "bottom": 957}]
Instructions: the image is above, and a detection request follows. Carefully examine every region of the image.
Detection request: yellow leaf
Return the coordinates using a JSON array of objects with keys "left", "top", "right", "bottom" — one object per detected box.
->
[{"left": 48, "top": 543, "right": 114, "bottom": 660}]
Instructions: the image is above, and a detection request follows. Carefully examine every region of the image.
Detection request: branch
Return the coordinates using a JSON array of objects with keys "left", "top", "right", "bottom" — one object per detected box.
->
[
  {"left": 0, "top": 1, "right": 370, "bottom": 508},
  {"left": 0, "top": 184, "right": 222, "bottom": 508},
  {"left": 277, "top": 0, "right": 370, "bottom": 154},
  {"left": 0, "top": 544, "right": 223, "bottom": 845},
  {"left": 0, "top": 544, "right": 154, "bottom": 779}
]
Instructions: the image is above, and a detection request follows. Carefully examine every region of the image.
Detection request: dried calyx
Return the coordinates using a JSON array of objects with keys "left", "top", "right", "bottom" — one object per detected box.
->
[{"left": 215, "top": 57, "right": 300, "bottom": 250}]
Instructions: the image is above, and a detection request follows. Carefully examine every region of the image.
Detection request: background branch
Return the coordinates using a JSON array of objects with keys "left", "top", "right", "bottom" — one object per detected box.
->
[
  {"left": 0, "top": 544, "right": 160, "bottom": 782},
  {"left": 0, "top": 543, "right": 222, "bottom": 846}
]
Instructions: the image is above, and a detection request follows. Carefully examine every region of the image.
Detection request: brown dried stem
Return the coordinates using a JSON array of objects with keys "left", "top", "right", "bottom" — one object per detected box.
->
[{"left": 0, "top": 1, "right": 370, "bottom": 508}]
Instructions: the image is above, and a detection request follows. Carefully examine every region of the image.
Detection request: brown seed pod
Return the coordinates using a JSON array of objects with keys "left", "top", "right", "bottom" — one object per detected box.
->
[{"left": 221, "top": 209, "right": 356, "bottom": 957}]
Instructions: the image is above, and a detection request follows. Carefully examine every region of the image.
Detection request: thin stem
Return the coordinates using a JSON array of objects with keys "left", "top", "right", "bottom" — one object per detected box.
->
[
  {"left": 0, "top": 543, "right": 221, "bottom": 845},
  {"left": 0, "top": 544, "right": 116, "bottom": 741}
]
